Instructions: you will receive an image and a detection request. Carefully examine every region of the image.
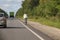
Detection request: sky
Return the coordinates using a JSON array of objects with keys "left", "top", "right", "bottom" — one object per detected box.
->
[{"left": 0, "top": 0, "right": 24, "bottom": 16}]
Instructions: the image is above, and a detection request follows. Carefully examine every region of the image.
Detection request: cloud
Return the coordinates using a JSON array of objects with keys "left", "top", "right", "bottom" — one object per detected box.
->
[
  {"left": 16, "top": 0, "right": 24, "bottom": 2},
  {"left": 3, "top": 4, "right": 11, "bottom": 7},
  {"left": 17, "top": 0, "right": 21, "bottom": 2},
  {"left": 0, "top": 0, "right": 23, "bottom": 13},
  {"left": 7, "top": 0, "right": 13, "bottom": 2}
]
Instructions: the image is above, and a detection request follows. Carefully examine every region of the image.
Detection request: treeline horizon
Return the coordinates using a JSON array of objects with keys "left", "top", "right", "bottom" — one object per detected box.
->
[
  {"left": 17, "top": 0, "right": 60, "bottom": 20},
  {"left": 0, "top": 8, "right": 8, "bottom": 17}
]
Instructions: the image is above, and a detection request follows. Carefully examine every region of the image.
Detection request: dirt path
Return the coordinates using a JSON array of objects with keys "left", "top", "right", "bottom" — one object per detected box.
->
[{"left": 28, "top": 21, "right": 60, "bottom": 40}]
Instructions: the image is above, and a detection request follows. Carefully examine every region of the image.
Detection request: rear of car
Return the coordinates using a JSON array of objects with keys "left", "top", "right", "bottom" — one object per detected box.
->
[{"left": 0, "top": 13, "right": 7, "bottom": 28}]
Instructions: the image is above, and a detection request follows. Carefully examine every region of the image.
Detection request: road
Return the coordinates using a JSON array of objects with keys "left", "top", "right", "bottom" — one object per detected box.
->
[{"left": 0, "top": 18, "right": 53, "bottom": 40}]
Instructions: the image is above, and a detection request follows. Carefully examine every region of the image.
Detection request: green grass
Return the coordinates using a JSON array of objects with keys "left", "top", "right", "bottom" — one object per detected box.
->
[
  {"left": 28, "top": 17, "right": 60, "bottom": 29},
  {"left": 17, "top": 16, "right": 60, "bottom": 29},
  {"left": 16, "top": 16, "right": 23, "bottom": 19}
]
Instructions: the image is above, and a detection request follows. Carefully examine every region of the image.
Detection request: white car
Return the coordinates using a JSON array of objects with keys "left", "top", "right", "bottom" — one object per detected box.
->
[{"left": 0, "top": 13, "right": 7, "bottom": 28}]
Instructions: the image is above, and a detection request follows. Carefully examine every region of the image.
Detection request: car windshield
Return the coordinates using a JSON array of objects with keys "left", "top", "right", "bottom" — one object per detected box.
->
[{"left": 0, "top": 14, "right": 3, "bottom": 17}]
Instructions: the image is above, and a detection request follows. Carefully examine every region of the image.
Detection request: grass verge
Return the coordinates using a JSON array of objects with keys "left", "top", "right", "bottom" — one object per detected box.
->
[
  {"left": 28, "top": 17, "right": 60, "bottom": 29},
  {"left": 17, "top": 16, "right": 60, "bottom": 29}
]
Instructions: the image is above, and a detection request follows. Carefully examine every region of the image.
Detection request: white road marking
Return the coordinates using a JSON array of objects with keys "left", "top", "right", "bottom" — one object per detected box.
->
[{"left": 18, "top": 20, "right": 45, "bottom": 40}]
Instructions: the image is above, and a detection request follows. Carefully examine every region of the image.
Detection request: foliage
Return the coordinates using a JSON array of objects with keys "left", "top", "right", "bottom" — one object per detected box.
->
[
  {"left": 0, "top": 9, "right": 8, "bottom": 17},
  {"left": 17, "top": 0, "right": 60, "bottom": 18},
  {"left": 16, "top": 0, "right": 60, "bottom": 28}
]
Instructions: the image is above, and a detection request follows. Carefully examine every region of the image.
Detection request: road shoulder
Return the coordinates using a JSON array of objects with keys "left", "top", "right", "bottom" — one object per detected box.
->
[{"left": 28, "top": 21, "right": 60, "bottom": 40}]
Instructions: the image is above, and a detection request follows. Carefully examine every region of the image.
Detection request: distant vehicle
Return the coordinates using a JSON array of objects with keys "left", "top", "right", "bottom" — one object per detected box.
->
[
  {"left": 10, "top": 12, "right": 14, "bottom": 18},
  {"left": 0, "top": 13, "right": 7, "bottom": 28}
]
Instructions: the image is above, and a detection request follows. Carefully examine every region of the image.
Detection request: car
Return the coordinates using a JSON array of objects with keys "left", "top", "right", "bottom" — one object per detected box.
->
[{"left": 0, "top": 13, "right": 7, "bottom": 28}]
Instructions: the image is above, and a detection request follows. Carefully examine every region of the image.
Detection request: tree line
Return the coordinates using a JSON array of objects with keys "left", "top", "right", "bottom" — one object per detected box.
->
[
  {"left": 0, "top": 8, "right": 8, "bottom": 17},
  {"left": 16, "top": 0, "right": 60, "bottom": 20}
]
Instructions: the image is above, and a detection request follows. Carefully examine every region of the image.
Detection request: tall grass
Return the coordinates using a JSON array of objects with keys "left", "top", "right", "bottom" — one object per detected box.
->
[{"left": 29, "top": 17, "right": 60, "bottom": 29}]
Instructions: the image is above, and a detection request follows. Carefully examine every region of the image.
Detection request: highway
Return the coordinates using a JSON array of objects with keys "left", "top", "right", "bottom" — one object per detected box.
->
[{"left": 0, "top": 18, "right": 53, "bottom": 40}]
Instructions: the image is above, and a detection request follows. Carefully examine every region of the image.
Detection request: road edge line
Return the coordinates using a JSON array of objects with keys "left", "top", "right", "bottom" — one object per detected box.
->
[{"left": 18, "top": 20, "right": 44, "bottom": 40}]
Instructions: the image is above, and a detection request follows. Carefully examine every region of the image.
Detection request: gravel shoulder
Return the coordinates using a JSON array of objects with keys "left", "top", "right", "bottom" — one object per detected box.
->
[{"left": 28, "top": 21, "right": 60, "bottom": 40}]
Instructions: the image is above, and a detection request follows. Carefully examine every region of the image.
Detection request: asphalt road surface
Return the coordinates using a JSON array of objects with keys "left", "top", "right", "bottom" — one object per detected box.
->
[{"left": 0, "top": 18, "right": 53, "bottom": 40}]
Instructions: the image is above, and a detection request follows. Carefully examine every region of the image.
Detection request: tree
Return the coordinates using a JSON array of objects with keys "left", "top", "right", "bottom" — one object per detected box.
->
[
  {"left": 16, "top": 0, "right": 60, "bottom": 19},
  {"left": 0, "top": 9, "right": 8, "bottom": 17}
]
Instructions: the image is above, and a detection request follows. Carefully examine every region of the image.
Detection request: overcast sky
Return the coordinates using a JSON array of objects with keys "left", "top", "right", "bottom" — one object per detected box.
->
[{"left": 0, "top": 0, "right": 24, "bottom": 15}]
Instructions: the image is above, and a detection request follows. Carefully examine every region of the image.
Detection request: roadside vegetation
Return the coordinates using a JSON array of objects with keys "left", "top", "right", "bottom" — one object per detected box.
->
[
  {"left": 0, "top": 8, "right": 8, "bottom": 17},
  {"left": 16, "top": 0, "right": 60, "bottom": 28},
  {"left": 28, "top": 17, "right": 60, "bottom": 28}
]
